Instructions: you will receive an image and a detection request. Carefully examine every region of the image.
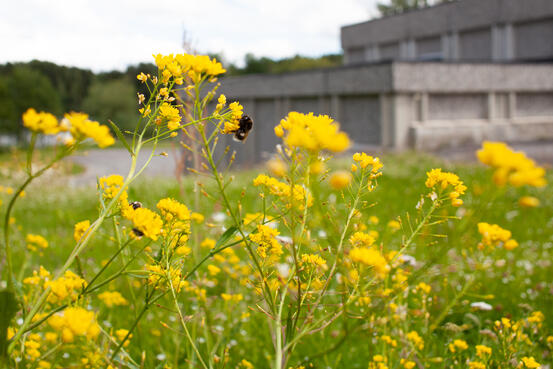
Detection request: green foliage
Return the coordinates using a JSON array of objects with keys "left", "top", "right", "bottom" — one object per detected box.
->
[
  {"left": 0, "top": 65, "right": 62, "bottom": 136},
  {"left": 0, "top": 290, "right": 18, "bottom": 362},
  {"left": 82, "top": 77, "right": 139, "bottom": 131},
  {"left": 227, "top": 53, "right": 343, "bottom": 75},
  {"left": 377, "top": 0, "right": 454, "bottom": 16}
]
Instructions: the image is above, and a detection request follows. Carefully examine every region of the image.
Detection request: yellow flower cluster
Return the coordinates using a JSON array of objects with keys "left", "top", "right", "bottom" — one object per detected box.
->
[
  {"left": 352, "top": 152, "right": 383, "bottom": 176},
  {"left": 329, "top": 171, "right": 352, "bottom": 189},
  {"left": 349, "top": 231, "right": 376, "bottom": 248},
  {"left": 349, "top": 247, "right": 389, "bottom": 276},
  {"left": 73, "top": 220, "right": 91, "bottom": 242},
  {"left": 249, "top": 225, "right": 283, "bottom": 264},
  {"left": 477, "top": 222, "right": 518, "bottom": 250},
  {"left": 253, "top": 174, "right": 313, "bottom": 209},
  {"left": 448, "top": 339, "right": 468, "bottom": 353},
  {"left": 23, "top": 108, "right": 60, "bottom": 134},
  {"left": 221, "top": 101, "right": 244, "bottom": 134},
  {"left": 300, "top": 253, "right": 327, "bottom": 268},
  {"left": 153, "top": 53, "right": 226, "bottom": 84},
  {"left": 65, "top": 112, "right": 115, "bottom": 148},
  {"left": 221, "top": 293, "right": 244, "bottom": 302},
  {"left": 406, "top": 331, "right": 424, "bottom": 350},
  {"left": 145, "top": 264, "right": 187, "bottom": 292},
  {"left": 23, "top": 333, "right": 42, "bottom": 361},
  {"left": 26, "top": 234, "right": 48, "bottom": 252},
  {"left": 521, "top": 356, "right": 541, "bottom": 368},
  {"left": 156, "top": 198, "right": 190, "bottom": 222},
  {"left": 22, "top": 108, "right": 114, "bottom": 147},
  {"left": 156, "top": 102, "right": 181, "bottom": 130},
  {"left": 44, "top": 270, "right": 87, "bottom": 304},
  {"left": 425, "top": 168, "right": 466, "bottom": 206},
  {"left": 475, "top": 344, "right": 492, "bottom": 358},
  {"left": 129, "top": 208, "right": 163, "bottom": 241},
  {"left": 477, "top": 141, "right": 546, "bottom": 187},
  {"left": 98, "top": 291, "right": 128, "bottom": 307},
  {"left": 98, "top": 175, "right": 125, "bottom": 199},
  {"left": 274, "top": 112, "right": 350, "bottom": 153},
  {"left": 48, "top": 307, "right": 100, "bottom": 343}
]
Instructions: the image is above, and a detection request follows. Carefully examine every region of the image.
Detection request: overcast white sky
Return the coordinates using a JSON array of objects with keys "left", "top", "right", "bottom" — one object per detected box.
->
[{"left": 1, "top": 0, "right": 379, "bottom": 72}]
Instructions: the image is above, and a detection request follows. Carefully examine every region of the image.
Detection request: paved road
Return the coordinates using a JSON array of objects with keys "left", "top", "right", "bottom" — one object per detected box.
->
[
  {"left": 67, "top": 148, "right": 179, "bottom": 186},
  {"left": 67, "top": 141, "right": 553, "bottom": 186}
]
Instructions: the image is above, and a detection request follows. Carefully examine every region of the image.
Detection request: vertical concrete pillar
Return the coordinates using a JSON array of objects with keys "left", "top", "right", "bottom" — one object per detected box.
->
[
  {"left": 508, "top": 92, "right": 517, "bottom": 119},
  {"left": 492, "top": 25, "right": 502, "bottom": 61},
  {"left": 488, "top": 93, "right": 496, "bottom": 121},
  {"left": 505, "top": 24, "right": 514, "bottom": 60},
  {"left": 393, "top": 94, "right": 415, "bottom": 150},
  {"left": 441, "top": 34, "right": 450, "bottom": 60},
  {"left": 420, "top": 93, "right": 429, "bottom": 122},
  {"left": 379, "top": 94, "right": 392, "bottom": 147},
  {"left": 450, "top": 32, "right": 459, "bottom": 60},
  {"left": 400, "top": 39, "right": 416, "bottom": 60}
]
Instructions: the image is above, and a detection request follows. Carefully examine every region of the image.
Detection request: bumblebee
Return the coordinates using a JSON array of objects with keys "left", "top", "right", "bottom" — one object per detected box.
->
[
  {"left": 233, "top": 114, "right": 253, "bottom": 142},
  {"left": 129, "top": 201, "right": 144, "bottom": 236}
]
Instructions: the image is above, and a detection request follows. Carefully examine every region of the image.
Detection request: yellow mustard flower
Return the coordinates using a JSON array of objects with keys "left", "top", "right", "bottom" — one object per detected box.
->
[
  {"left": 22, "top": 108, "right": 61, "bottom": 135},
  {"left": 73, "top": 220, "right": 91, "bottom": 242},
  {"left": 329, "top": 170, "right": 352, "bottom": 190},
  {"left": 26, "top": 234, "right": 48, "bottom": 252},
  {"left": 274, "top": 112, "right": 350, "bottom": 153},
  {"left": 65, "top": 112, "right": 114, "bottom": 148},
  {"left": 129, "top": 208, "right": 163, "bottom": 241},
  {"left": 98, "top": 291, "right": 128, "bottom": 307}
]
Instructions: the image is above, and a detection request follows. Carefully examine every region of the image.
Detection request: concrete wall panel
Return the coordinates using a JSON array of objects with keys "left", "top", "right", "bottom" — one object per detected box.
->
[
  {"left": 339, "top": 95, "right": 381, "bottom": 144},
  {"left": 428, "top": 94, "right": 487, "bottom": 120}
]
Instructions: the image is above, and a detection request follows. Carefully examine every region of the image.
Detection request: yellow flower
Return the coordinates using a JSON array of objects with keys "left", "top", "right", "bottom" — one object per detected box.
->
[
  {"left": 157, "top": 102, "right": 181, "bottom": 130},
  {"left": 239, "top": 359, "right": 254, "bottom": 369},
  {"left": 416, "top": 282, "right": 431, "bottom": 294},
  {"left": 98, "top": 175, "right": 124, "bottom": 199},
  {"left": 448, "top": 339, "right": 468, "bottom": 353},
  {"left": 406, "top": 331, "right": 424, "bottom": 350},
  {"left": 349, "top": 232, "right": 376, "bottom": 248},
  {"left": 477, "top": 222, "right": 517, "bottom": 250},
  {"left": 425, "top": 168, "right": 466, "bottom": 206},
  {"left": 156, "top": 198, "right": 190, "bottom": 222},
  {"left": 98, "top": 291, "right": 128, "bottom": 307},
  {"left": 350, "top": 247, "right": 389, "bottom": 276},
  {"left": 44, "top": 270, "right": 87, "bottom": 304},
  {"left": 249, "top": 224, "right": 283, "bottom": 264},
  {"left": 387, "top": 220, "right": 401, "bottom": 231},
  {"left": 300, "top": 254, "right": 327, "bottom": 268},
  {"left": 48, "top": 307, "right": 100, "bottom": 343},
  {"left": 221, "top": 101, "right": 244, "bottom": 134},
  {"left": 201, "top": 238, "right": 216, "bottom": 249},
  {"left": 275, "top": 112, "right": 350, "bottom": 153},
  {"left": 221, "top": 293, "right": 243, "bottom": 302},
  {"left": 519, "top": 196, "right": 540, "bottom": 208},
  {"left": 129, "top": 208, "right": 163, "bottom": 241},
  {"left": 476, "top": 345, "right": 492, "bottom": 358},
  {"left": 65, "top": 112, "right": 115, "bottom": 148},
  {"left": 22, "top": 108, "right": 61, "bottom": 135},
  {"left": 191, "top": 212, "right": 204, "bottom": 224},
  {"left": 253, "top": 174, "right": 313, "bottom": 209},
  {"left": 208, "top": 265, "right": 221, "bottom": 276},
  {"left": 26, "top": 234, "right": 48, "bottom": 252},
  {"left": 521, "top": 357, "right": 541, "bottom": 368},
  {"left": 468, "top": 362, "right": 486, "bottom": 369},
  {"left": 73, "top": 220, "right": 91, "bottom": 242},
  {"left": 400, "top": 359, "right": 416, "bottom": 369},
  {"left": 329, "top": 171, "right": 352, "bottom": 190},
  {"left": 267, "top": 158, "right": 287, "bottom": 177},
  {"left": 477, "top": 141, "right": 546, "bottom": 188}
]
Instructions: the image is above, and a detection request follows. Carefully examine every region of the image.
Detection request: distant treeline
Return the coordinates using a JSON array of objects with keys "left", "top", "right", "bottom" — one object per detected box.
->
[{"left": 0, "top": 53, "right": 342, "bottom": 136}]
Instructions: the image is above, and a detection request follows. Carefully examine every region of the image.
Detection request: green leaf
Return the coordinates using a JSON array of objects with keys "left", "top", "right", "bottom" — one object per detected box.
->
[
  {"left": 214, "top": 226, "right": 239, "bottom": 250},
  {"left": 0, "top": 290, "right": 19, "bottom": 360},
  {"left": 108, "top": 119, "right": 134, "bottom": 156}
]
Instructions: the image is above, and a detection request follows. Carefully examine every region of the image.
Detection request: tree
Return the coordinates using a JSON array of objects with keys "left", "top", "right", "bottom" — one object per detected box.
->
[
  {"left": 82, "top": 77, "right": 139, "bottom": 132},
  {"left": 377, "top": 0, "right": 454, "bottom": 17},
  {"left": 0, "top": 65, "right": 62, "bottom": 136}
]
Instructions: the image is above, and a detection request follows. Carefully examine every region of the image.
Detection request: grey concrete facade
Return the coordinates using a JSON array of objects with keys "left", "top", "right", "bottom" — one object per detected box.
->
[
  {"left": 342, "top": 0, "right": 553, "bottom": 64},
  {"left": 216, "top": 62, "right": 553, "bottom": 164}
]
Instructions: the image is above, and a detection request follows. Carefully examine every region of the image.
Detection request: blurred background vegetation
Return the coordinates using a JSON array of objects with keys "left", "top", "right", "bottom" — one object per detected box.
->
[{"left": 0, "top": 54, "right": 342, "bottom": 140}]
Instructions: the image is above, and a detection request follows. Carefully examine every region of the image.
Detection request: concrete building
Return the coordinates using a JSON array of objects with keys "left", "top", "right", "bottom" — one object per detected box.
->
[
  {"left": 217, "top": 0, "right": 553, "bottom": 165},
  {"left": 342, "top": 0, "right": 553, "bottom": 64}
]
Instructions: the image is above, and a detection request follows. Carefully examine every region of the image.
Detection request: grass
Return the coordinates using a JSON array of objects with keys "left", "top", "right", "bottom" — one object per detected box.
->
[{"left": 2, "top": 150, "right": 552, "bottom": 368}]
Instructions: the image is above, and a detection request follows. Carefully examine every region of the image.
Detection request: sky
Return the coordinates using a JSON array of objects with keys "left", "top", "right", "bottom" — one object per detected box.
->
[{"left": 1, "top": 0, "right": 379, "bottom": 72}]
